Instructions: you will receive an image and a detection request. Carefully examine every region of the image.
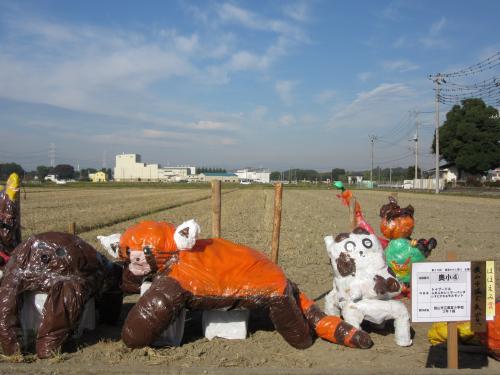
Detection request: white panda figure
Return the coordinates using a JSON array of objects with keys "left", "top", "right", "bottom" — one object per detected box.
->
[{"left": 324, "top": 227, "right": 412, "bottom": 347}]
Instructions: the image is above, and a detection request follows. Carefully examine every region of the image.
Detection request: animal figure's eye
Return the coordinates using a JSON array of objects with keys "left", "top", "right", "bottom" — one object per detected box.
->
[
  {"left": 344, "top": 241, "right": 356, "bottom": 252},
  {"left": 37, "top": 241, "right": 51, "bottom": 251},
  {"left": 55, "top": 247, "right": 67, "bottom": 257},
  {"left": 362, "top": 238, "right": 373, "bottom": 249},
  {"left": 40, "top": 254, "right": 50, "bottom": 264},
  {"left": 143, "top": 246, "right": 152, "bottom": 256}
]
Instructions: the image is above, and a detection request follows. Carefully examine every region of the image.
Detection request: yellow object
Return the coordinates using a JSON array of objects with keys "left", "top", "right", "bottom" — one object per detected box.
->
[
  {"left": 5, "top": 173, "right": 20, "bottom": 201},
  {"left": 486, "top": 260, "right": 496, "bottom": 320},
  {"left": 89, "top": 171, "right": 107, "bottom": 182},
  {"left": 428, "top": 322, "right": 475, "bottom": 345}
]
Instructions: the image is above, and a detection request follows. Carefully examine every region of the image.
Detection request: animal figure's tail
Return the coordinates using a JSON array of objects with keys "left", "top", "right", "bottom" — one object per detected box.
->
[
  {"left": 354, "top": 201, "right": 389, "bottom": 249},
  {"left": 297, "top": 291, "right": 373, "bottom": 349}
]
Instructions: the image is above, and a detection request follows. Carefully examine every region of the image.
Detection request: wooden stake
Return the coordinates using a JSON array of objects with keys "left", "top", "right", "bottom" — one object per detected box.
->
[
  {"left": 446, "top": 251, "right": 459, "bottom": 369},
  {"left": 68, "top": 222, "right": 77, "bottom": 236},
  {"left": 349, "top": 197, "right": 357, "bottom": 230},
  {"left": 211, "top": 180, "right": 221, "bottom": 238},
  {"left": 271, "top": 183, "right": 283, "bottom": 264}
]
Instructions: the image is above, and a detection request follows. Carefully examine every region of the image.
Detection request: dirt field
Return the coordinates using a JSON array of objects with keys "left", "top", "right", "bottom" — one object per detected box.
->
[{"left": 1, "top": 187, "right": 499, "bottom": 374}]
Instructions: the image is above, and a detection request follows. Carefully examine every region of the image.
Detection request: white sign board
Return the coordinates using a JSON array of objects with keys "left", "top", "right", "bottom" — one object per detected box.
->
[{"left": 411, "top": 261, "right": 471, "bottom": 322}]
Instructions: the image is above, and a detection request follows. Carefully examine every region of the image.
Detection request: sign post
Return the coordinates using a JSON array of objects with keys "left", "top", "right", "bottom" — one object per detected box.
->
[{"left": 412, "top": 258, "right": 495, "bottom": 369}]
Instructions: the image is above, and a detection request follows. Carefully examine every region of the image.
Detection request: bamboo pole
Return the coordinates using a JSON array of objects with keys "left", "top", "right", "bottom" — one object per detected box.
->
[
  {"left": 68, "top": 222, "right": 77, "bottom": 236},
  {"left": 211, "top": 180, "right": 221, "bottom": 238},
  {"left": 446, "top": 251, "right": 459, "bottom": 369},
  {"left": 271, "top": 183, "right": 283, "bottom": 264}
]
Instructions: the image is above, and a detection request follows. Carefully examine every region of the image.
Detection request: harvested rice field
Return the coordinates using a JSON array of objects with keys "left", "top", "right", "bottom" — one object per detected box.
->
[{"left": 1, "top": 185, "right": 499, "bottom": 375}]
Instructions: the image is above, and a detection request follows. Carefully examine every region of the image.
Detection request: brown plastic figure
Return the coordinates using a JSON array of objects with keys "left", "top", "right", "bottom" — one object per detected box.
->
[{"left": 0, "top": 232, "right": 123, "bottom": 358}]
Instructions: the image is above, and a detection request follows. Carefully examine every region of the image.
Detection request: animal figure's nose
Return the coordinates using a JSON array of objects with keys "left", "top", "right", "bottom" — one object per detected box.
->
[
  {"left": 359, "top": 251, "right": 364, "bottom": 256},
  {"left": 135, "top": 258, "right": 140, "bottom": 262}
]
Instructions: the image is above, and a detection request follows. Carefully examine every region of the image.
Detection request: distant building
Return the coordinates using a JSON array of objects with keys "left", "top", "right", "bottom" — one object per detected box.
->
[
  {"left": 113, "top": 154, "right": 195, "bottom": 182},
  {"left": 89, "top": 171, "right": 107, "bottom": 182},
  {"left": 487, "top": 168, "right": 500, "bottom": 182},
  {"left": 200, "top": 173, "right": 239, "bottom": 183},
  {"left": 235, "top": 168, "right": 271, "bottom": 183}
]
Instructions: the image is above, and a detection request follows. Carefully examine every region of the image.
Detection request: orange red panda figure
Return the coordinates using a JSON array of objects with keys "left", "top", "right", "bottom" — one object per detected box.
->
[{"left": 115, "top": 220, "right": 373, "bottom": 350}]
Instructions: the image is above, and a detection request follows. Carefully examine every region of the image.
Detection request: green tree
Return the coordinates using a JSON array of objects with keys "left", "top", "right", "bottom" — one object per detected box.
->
[
  {"left": 331, "top": 168, "right": 346, "bottom": 181},
  {"left": 36, "top": 165, "right": 51, "bottom": 181},
  {"left": 432, "top": 98, "right": 500, "bottom": 177},
  {"left": 406, "top": 165, "right": 422, "bottom": 179},
  {"left": 52, "top": 164, "right": 75, "bottom": 180},
  {"left": 0, "top": 163, "right": 24, "bottom": 180}
]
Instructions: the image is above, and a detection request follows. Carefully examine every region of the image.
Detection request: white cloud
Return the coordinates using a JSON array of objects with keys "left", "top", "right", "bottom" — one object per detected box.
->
[
  {"left": 315, "top": 89, "right": 337, "bottom": 104},
  {"left": 382, "top": 59, "right": 419, "bottom": 72},
  {"left": 227, "top": 50, "right": 269, "bottom": 71},
  {"left": 275, "top": 80, "right": 297, "bottom": 106},
  {"left": 187, "top": 120, "right": 237, "bottom": 131},
  {"left": 284, "top": 2, "right": 310, "bottom": 22},
  {"left": 357, "top": 72, "right": 372, "bottom": 82},
  {"left": 392, "top": 36, "right": 407, "bottom": 48},
  {"left": 420, "top": 17, "right": 448, "bottom": 48},
  {"left": 279, "top": 114, "right": 295, "bottom": 126},
  {"left": 430, "top": 17, "right": 447, "bottom": 34},
  {"left": 328, "top": 83, "right": 416, "bottom": 129},
  {"left": 381, "top": 2, "right": 401, "bottom": 21},
  {"left": 252, "top": 105, "right": 268, "bottom": 119},
  {"left": 218, "top": 3, "right": 306, "bottom": 41}
]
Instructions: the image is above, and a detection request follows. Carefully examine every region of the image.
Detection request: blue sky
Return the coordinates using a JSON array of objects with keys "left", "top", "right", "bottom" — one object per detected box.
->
[{"left": 0, "top": 0, "right": 499, "bottom": 172}]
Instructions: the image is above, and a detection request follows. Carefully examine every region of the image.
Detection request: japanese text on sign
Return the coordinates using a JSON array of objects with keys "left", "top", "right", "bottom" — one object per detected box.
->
[{"left": 411, "top": 261, "right": 471, "bottom": 323}]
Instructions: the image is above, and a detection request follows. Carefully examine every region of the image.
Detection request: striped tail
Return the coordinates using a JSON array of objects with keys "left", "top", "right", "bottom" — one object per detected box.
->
[
  {"left": 354, "top": 201, "right": 389, "bottom": 249},
  {"left": 298, "top": 292, "right": 373, "bottom": 349}
]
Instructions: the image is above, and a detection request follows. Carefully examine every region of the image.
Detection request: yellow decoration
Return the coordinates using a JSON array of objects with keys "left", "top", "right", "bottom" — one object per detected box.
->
[
  {"left": 428, "top": 322, "right": 475, "bottom": 345},
  {"left": 5, "top": 173, "right": 20, "bottom": 201}
]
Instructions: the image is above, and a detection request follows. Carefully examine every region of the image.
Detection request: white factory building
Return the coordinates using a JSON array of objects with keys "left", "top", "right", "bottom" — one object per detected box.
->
[
  {"left": 114, "top": 154, "right": 195, "bottom": 182},
  {"left": 235, "top": 168, "right": 271, "bottom": 183}
]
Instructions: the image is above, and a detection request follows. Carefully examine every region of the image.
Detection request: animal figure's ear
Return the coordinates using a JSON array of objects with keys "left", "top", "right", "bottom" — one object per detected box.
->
[
  {"left": 174, "top": 219, "right": 201, "bottom": 250},
  {"left": 324, "top": 235, "right": 335, "bottom": 259},
  {"left": 97, "top": 234, "right": 121, "bottom": 259}
]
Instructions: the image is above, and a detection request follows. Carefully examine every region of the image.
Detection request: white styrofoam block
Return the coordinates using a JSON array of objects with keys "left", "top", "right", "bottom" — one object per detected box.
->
[
  {"left": 202, "top": 309, "right": 249, "bottom": 340},
  {"left": 140, "top": 282, "right": 185, "bottom": 347},
  {"left": 20, "top": 291, "right": 95, "bottom": 345}
]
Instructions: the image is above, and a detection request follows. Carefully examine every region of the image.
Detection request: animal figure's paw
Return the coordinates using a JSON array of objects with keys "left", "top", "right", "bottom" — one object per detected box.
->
[
  {"left": 174, "top": 219, "right": 201, "bottom": 250},
  {"left": 350, "top": 329, "right": 374, "bottom": 349},
  {"left": 396, "top": 337, "right": 412, "bottom": 347},
  {"left": 97, "top": 234, "right": 121, "bottom": 258}
]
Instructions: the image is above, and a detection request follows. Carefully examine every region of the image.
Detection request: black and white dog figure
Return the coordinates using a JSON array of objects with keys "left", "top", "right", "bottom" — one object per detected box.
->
[{"left": 324, "top": 227, "right": 412, "bottom": 346}]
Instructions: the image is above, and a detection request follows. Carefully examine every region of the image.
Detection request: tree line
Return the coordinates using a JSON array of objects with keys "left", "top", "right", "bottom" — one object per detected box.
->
[
  {"left": 0, "top": 163, "right": 112, "bottom": 182},
  {"left": 270, "top": 166, "right": 421, "bottom": 182}
]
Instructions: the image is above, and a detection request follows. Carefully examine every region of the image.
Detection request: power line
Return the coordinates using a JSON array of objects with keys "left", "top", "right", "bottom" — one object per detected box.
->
[{"left": 437, "top": 52, "right": 500, "bottom": 78}]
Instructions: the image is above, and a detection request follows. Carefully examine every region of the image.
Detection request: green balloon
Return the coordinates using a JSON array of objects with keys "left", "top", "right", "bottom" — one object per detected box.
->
[
  {"left": 385, "top": 238, "right": 425, "bottom": 283},
  {"left": 333, "top": 181, "right": 344, "bottom": 191}
]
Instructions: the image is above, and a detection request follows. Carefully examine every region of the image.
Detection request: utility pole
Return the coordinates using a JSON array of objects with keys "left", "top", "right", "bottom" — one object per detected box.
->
[
  {"left": 49, "top": 143, "right": 56, "bottom": 167},
  {"left": 369, "top": 135, "right": 378, "bottom": 183},
  {"left": 431, "top": 74, "right": 444, "bottom": 194},
  {"left": 389, "top": 167, "right": 392, "bottom": 185},
  {"left": 412, "top": 111, "right": 420, "bottom": 189},
  {"left": 102, "top": 150, "right": 107, "bottom": 169}
]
